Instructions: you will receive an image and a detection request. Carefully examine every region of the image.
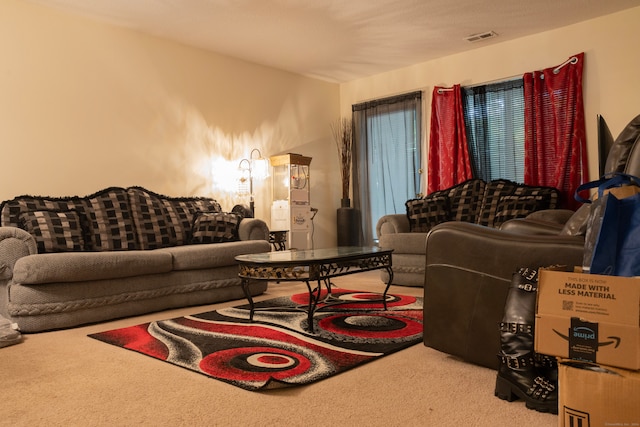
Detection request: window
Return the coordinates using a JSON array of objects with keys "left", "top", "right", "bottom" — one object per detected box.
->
[
  {"left": 353, "top": 91, "right": 422, "bottom": 244},
  {"left": 462, "top": 79, "right": 525, "bottom": 182}
]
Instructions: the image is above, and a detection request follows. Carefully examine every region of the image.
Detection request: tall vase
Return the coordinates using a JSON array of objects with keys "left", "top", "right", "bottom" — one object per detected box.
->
[{"left": 337, "top": 200, "right": 362, "bottom": 247}]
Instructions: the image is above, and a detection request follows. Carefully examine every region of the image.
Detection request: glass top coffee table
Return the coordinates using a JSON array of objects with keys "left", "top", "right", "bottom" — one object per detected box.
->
[{"left": 235, "top": 246, "right": 393, "bottom": 333}]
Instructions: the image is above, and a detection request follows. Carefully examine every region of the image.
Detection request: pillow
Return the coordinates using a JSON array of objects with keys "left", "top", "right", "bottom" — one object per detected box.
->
[
  {"left": 405, "top": 195, "right": 450, "bottom": 232},
  {"left": 162, "top": 197, "right": 223, "bottom": 245},
  {"left": 476, "top": 179, "right": 518, "bottom": 226},
  {"left": 19, "top": 210, "right": 86, "bottom": 253},
  {"left": 493, "top": 196, "right": 541, "bottom": 228},
  {"left": 511, "top": 185, "right": 559, "bottom": 210},
  {"left": 126, "top": 187, "right": 177, "bottom": 250},
  {"left": 446, "top": 179, "right": 486, "bottom": 223},
  {"left": 190, "top": 212, "right": 242, "bottom": 244},
  {"left": 83, "top": 187, "right": 138, "bottom": 251}
]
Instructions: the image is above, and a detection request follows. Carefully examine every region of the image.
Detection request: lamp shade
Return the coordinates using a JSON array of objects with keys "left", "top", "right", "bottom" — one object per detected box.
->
[{"left": 251, "top": 157, "right": 270, "bottom": 180}]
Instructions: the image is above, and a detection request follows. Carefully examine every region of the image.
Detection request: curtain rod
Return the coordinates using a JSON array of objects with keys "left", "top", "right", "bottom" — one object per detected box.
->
[
  {"left": 436, "top": 74, "right": 521, "bottom": 93},
  {"left": 553, "top": 56, "right": 579, "bottom": 74},
  {"left": 538, "top": 56, "right": 579, "bottom": 79},
  {"left": 352, "top": 90, "right": 422, "bottom": 111},
  {"left": 436, "top": 55, "right": 579, "bottom": 93}
]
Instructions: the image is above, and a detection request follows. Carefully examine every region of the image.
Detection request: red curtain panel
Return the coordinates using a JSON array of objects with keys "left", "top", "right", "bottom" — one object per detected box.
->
[
  {"left": 524, "top": 52, "right": 588, "bottom": 210},
  {"left": 428, "top": 85, "right": 474, "bottom": 194}
]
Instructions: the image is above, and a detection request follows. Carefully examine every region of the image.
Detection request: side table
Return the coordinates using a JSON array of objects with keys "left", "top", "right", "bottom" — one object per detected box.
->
[{"left": 268, "top": 230, "right": 288, "bottom": 251}]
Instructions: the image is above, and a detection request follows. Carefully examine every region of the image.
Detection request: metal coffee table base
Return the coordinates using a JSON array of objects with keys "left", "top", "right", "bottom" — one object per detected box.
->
[{"left": 236, "top": 247, "right": 394, "bottom": 333}]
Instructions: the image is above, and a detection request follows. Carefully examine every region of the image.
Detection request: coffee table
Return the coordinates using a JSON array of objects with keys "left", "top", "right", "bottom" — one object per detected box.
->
[{"left": 235, "top": 246, "right": 393, "bottom": 333}]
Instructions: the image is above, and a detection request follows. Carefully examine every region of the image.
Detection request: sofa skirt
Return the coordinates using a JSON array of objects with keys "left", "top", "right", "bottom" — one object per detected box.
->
[{"left": 5, "top": 268, "right": 267, "bottom": 333}]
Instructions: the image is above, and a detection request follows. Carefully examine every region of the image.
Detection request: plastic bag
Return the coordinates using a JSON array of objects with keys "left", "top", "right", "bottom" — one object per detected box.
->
[{"left": 575, "top": 173, "right": 640, "bottom": 276}]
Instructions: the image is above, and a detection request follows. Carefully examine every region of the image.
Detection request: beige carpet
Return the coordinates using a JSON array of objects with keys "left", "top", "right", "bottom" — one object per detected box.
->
[{"left": 0, "top": 271, "right": 556, "bottom": 426}]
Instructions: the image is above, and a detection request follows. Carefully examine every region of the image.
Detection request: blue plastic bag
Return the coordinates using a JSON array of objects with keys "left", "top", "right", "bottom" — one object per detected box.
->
[{"left": 576, "top": 173, "right": 640, "bottom": 276}]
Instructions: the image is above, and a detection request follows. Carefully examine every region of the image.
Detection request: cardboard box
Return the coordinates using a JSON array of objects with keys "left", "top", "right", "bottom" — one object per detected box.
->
[
  {"left": 535, "top": 269, "right": 640, "bottom": 370},
  {"left": 558, "top": 360, "right": 640, "bottom": 427}
]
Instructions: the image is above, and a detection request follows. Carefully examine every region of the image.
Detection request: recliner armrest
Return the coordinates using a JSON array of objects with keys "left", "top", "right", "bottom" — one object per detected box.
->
[
  {"left": 524, "top": 209, "right": 575, "bottom": 224},
  {"left": 425, "top": 222, "right": 584, "bottom": 283},
  {"left": 499, "top": 218, "right": 565, "bottom": 235}
]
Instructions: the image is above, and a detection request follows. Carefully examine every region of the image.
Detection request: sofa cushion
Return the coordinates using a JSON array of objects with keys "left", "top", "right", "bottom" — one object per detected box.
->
[
  {"left": 445, "top": 179, "right": 486, "bottom": 223},
  {"left": 157, "top": 240, "right": 271, "bottom": 271},
  {"left": 161, "top": 197, "right": 222, "bottom": 245},
  {"left": 83, "top": 188, "right": 138, "bottom": 251},
  {"left": 475, "top": 180, "right": 559, "bottom": 227},
  {"left": 18, "top": 210, "right": 86, "bottom": 253},
  {"left": 0, "top": 192, "right": 123, "bottom": 251},
  {"left": 127, "top": 187, "right": 224, "bottom": 248},
  {"left": 190, "top": 212, "right": 241, "bottom": 244},
  {"left": 12, "top": 250, "right": 173, "bottom": 284},
  {"left": 127, "top": 187, "right": 177, "bottom": 250},
  {"left": 405, "top": 195, "right": 450, "bottom": 232},
  {"left": 476, "top": 179, "right": 518, "bottom": 226},
  {"left": 493, "top": 196, "right": 541, "bottom": 227},
  {"left": 1, "top": 195, "right": 86, "bottom": 228},
  {"left": 511, "top": 184, "right": 559, "bottom": 209}
]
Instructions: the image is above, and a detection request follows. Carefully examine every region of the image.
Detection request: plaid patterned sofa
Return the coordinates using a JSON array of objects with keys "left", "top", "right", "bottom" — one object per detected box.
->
[
  {"left": 0, "top": 186, "right": 271, "bottom": 332},
  {"left": 376, "top": 178, "right": 560, "bottom": 286}
]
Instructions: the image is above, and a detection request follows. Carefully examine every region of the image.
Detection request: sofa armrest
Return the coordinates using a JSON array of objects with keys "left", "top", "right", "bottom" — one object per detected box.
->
[
  {"left": 238, "top": 218, "right": 269, "bottom": 241},
  {"left": 0, "top": 227, "right": 37, "bottom": 280},
  {"left": 376, "top": 214, "right": 410, "bottom": 237}
]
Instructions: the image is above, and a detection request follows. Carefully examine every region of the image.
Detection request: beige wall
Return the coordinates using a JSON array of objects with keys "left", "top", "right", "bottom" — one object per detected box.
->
[
  {"left": 3, "top": 1, "right": 638, "bottom": 248},
  {"left": 0, "top": 0, "right": 341, "bottom": 248},
  {"left": 340, "top": 6, "right": 640, "bottom": 191}
]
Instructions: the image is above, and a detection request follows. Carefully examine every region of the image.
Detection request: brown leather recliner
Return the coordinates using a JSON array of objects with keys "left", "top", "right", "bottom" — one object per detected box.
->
[{"left": 423, "top": 114, "right": 640, "bottom": 370}]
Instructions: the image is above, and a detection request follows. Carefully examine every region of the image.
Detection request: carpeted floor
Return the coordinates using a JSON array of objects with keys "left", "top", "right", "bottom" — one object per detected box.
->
[
  {"left": 0, "top": 271, "right": 557, "bottom": 426},
  {"left": 89, "top": 289, "right": 423, "bottom": 391}
]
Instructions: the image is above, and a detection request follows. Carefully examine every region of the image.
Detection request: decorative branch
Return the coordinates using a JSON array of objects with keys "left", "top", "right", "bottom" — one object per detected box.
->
[{"left": 330, "top": 117, "right": 353, "bottom": 201}]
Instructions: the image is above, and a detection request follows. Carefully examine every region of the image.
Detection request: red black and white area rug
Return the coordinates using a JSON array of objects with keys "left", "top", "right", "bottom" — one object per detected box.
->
[{"left": 89, "top": 288, "right": 423, "bottom": 391}]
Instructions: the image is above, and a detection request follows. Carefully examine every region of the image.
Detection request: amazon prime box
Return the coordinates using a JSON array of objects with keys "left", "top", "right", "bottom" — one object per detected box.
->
[
  {"left": 558, "top": 360, "right": 640, "bottom": 427},
  {"left": 535, "top": 269, "right": 640, "bottom": 370}
]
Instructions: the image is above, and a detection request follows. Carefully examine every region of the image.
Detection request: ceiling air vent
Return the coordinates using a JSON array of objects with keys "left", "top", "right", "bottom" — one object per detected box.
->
[{"left": 465, "top": 31, "right": 498, "bottom": 43}]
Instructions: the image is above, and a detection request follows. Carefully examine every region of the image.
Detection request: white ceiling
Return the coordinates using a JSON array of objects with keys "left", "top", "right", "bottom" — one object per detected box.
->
[{"left": 25, "top": 0, "right": 640, "bottom": 83}]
